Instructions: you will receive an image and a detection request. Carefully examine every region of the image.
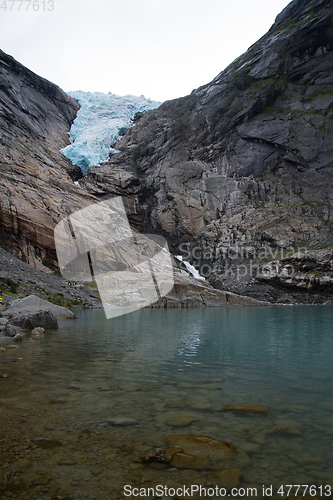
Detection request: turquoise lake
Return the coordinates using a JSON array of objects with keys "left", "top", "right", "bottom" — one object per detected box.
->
[{"left": 0, "top": 306, "right": 332, "bottom": 499}]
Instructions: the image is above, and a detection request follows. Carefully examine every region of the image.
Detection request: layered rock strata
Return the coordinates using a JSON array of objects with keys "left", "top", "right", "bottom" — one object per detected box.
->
[{"left": 0, "top": 50, "right": 96, "bottom": 269}]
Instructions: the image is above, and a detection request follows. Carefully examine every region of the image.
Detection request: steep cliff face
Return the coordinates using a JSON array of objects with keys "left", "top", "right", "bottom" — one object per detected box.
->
[
  {"left": 1, "top": 0, "right": 333, "bottom": 304},
  {"left": 0, "top": 50, "right": 96, "bottom": 268},
  {"left": 81, "top": 0, "right": 333, "bottom": 303},
  {"left": 0, "top": 51, "right": 244, "bottom": 308}
]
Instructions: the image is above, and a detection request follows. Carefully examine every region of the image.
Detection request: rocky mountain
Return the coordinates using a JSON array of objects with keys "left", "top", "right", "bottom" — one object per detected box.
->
[
  {"left": 0, "top": 50, "right": 97, "bottom": 269},
  {"left": 0, "top": 51, "right": 246, "bottom": 308},
  {"left": 1, "top": 0, "right": 333, "bottom": 306},
  {"left": 80, "top": 0, "right": 333, "bottom": 304}
]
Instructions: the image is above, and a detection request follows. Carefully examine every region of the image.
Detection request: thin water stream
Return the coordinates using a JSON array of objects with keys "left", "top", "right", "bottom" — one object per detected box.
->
[{"left": 0, "top": 306, "right": 332, "bottom": 499}]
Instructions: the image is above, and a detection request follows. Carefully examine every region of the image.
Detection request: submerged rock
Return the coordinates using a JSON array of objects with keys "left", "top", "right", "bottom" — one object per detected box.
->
[
  {"left": 142, "top": 448, "right": 173, "bottom": 463},
  {"left": 166, "top": 415, "right": 200, "bottom": 427},
  {"left": 165, "top": 399, "right": 187, "bottom": 408},
  {"left": 31, "top": 327, "right": 45, "bottom": 336},
  {"left": 207, "top": 467, "right": 243, "bottom": 490},
  {"left": 105, "top": 418, "right": 138, "bottom": 426},
  {"left": 223, "top": 404, "right": 270, "bottom": 413},
  {"left": 170, "top": 452, "right": 211, "bottom": 470},
  {"left": 9, "top": 458, "right": 31, "bottom": 471},
  {"left": 165, "top": 434, "right": 251, "bottom": 469},
  {"left": 119, "top": 385, "right": 141, "bottom": 392},
  {"left": 33, "top": 437, "right": 63, "bottom": 449},
  {"left": 266, "top": 420, "right": 303, "bottom": 437}
]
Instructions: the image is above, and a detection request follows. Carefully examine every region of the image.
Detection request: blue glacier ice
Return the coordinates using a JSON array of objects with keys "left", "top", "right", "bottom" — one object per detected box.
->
[{"left": 61, "top": 91, "right": 161, "bottom": 173}]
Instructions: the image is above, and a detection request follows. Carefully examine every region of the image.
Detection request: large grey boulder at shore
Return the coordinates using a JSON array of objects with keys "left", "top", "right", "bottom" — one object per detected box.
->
[
  {"left": 12, "top": 310, "right": 58, "bottom": 330},
  {"left": 2, "top": 295, "right": 76, "bottom": 319}
]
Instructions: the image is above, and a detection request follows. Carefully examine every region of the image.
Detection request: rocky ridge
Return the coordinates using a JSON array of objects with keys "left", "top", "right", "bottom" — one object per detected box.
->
[
  {"left": 80, "top": 0, "right": 333, "bottom": 303},
  {"left": 0, "top": 50, "right": 270, "bottom": 309},
  {"left": 0, "top": 50, "right": 97, "bottom": 269},
  {"left": 1, "top": 0, "right": 333, "bottom": 305}
]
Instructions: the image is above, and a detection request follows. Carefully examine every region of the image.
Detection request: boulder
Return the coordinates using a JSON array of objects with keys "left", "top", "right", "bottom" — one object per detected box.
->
[
  {"left": 12, "top": 310, "right": 58, "bottom": 330},
  {"left": 3, "top": 323, "right": 17, "bottom": 337},
  {"left": 3, "top": 295, "right": 75, "bottom": 320},
  {"left": 0, "top": 317, "right": 8, "bottom": 328}
]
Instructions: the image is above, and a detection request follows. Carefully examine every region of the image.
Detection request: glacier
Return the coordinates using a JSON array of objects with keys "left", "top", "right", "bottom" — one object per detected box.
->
[{"left": 61, "top": 91, "right": 161, "bottom": 173}]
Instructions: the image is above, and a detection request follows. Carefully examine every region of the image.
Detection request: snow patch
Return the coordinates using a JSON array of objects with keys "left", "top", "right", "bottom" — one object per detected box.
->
[{"left": 61, "top": 91, "right": 161, "bottom": 173}]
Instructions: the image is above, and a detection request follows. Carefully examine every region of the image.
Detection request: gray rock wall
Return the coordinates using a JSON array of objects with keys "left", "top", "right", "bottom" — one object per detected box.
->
[
  {"left": 0, "top": 50, "right": 97, "bottom": 269},
  {"left": 80, "top": 0, "right": 333, "bottom": 303}
]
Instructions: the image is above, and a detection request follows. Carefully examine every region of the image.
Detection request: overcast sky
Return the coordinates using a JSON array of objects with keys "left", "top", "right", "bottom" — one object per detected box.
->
[{"left": 1, "top": 0, "right": 292, "bottom": 102}]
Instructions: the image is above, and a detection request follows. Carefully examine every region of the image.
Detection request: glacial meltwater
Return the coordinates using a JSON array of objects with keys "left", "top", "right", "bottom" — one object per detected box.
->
[{"left": 0, "top": 306, "right": 333, "bottom": 500}]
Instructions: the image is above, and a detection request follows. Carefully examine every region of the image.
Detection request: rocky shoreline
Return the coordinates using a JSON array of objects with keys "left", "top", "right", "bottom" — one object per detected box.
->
[
  {"left": 0, "top": 294, "right": 78, "bottom": 348},
  {"left": 0, "top": 246, "right": 102, "bottom": 310},
  {"left": 0, "top": 243, "right": 275, "bottom": 347},
  {"left": 0, "top": 245, "right": 102, "bottom": 346}
]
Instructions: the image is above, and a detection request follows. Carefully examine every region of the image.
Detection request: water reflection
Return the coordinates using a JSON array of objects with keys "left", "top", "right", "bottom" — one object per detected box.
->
[{"left": 0, "top": 306, "right": 332, "bottom": 499}]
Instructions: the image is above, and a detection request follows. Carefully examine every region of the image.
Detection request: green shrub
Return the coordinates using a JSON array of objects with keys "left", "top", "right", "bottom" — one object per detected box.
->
[{"left": 5, "top": 278, "right": 18, "bottom": 294}]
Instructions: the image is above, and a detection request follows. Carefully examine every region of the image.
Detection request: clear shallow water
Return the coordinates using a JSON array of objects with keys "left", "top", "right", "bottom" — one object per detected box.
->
[{"left": 0, "top": 306, "right": 333, "bottom": 499}]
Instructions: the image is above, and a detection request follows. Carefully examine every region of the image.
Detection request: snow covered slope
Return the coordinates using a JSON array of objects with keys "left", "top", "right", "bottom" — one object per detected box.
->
[{"left": 61, "top": 91, "right": 161, "bottom": 173}]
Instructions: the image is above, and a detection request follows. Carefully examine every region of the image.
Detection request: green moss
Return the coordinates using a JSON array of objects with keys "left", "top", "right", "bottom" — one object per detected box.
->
[
  {"left": 5, "top": 278, "right": 18, "bottom": 294},
  {"left": 45, "top": 291, "right": 82, "bottom": 309}
]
